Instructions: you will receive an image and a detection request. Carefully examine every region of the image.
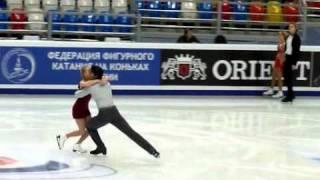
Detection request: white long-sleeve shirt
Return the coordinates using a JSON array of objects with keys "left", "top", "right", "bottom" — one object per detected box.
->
[
  {"left": 75, "top": 82, "right": 114, "bottom": 108},
  {"left": 285, "top": 35, "right": 293, "bottom": 55}
]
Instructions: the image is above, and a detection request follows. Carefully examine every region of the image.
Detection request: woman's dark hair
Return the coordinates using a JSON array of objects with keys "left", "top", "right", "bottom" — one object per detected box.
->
[{"left": 91, "top": 65, "right": 104, "bottom": 79}]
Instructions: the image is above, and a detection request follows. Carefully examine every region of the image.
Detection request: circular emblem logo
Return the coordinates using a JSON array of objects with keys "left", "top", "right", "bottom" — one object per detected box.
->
[
  {"left": 0, "top": 148, "right": 117, "bottom": 179},
  {"left": 1, "top": 48, "right": 36, "bottom": 84},
  {"left": 0, "top": 157, "right": 16, "bottom": 166}
]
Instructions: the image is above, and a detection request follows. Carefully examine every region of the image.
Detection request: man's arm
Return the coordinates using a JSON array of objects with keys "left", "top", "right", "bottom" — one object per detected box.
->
[
  {"left": 292, "top": 35, "right": 301, "bottom": 65},
  {"left": 75, "top": 88, "right": 91, "bottom": 98},
  {"left": 79, "top": 80, "right": 100, "bottom": 89},
  {"left": 79, "top": 76, "right": 109, "bottom": 89}
]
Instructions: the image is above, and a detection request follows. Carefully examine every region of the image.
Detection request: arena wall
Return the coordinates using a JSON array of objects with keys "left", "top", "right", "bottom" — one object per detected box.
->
[{"left": 0, "top": 40, "right": 319, "bottom": 95}]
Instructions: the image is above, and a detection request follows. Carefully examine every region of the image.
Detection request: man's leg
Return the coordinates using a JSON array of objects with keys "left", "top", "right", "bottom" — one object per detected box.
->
[
  {"left": 285, "top": 57, "right": 294, "bottom": 99},
  {"left": 110, "top": 107, "right": 159, "bottom": 157},
  {"left": 283, "top": 59, "right": 291, "bottom": 99},
  {"left": 287, "top": 67, "right": 294, "bottom": 99},
  {"left": 86, "top": 112, "right": 109, "bottom": 153}
]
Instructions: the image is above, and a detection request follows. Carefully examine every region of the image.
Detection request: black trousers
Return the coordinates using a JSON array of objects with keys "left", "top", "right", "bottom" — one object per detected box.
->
[
  {"left": 86, "top": 106, "right": 157, "bottom": 155},
  {"left": 283, "top": 55, "right": 295, "bottom": 99}
]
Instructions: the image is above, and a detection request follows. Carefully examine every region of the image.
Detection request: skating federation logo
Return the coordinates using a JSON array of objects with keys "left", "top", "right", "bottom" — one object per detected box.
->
[
  {"left": 161, "top": 54, "right": 207, "bottom": 80},
  {"left": 1, "top": 48, "right": 36, "bottom": 84}
]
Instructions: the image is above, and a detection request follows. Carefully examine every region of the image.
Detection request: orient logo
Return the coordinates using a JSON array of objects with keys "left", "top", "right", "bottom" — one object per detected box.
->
[
  {"left": 161, "top": 54, "right": 207, "bottom": 80},
  {"left": 212, "top": 60, "right": 310, "bottom": 81}
]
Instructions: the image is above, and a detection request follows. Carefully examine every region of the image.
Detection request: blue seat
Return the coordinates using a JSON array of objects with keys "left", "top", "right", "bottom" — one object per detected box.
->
[
  {"left": 0, "top": 0, "right": 6, "bottom": 9},
  {"left": 146, "top": 1, "right": 161, "bottom": 17},
  {"left": 0, "top": 9, "right": 8, "bottom": 29},
  {"left": 115, "top": 13, "right": 132, "bottom": 32},
  {"left": 135, "top": 0, "right": 145, "bottom": 15},
  {"left": 163, "top": 1, "right": 180, "bottom": 18},
  {"left": 81, "top": 11, "right": 96, "bottom": 32},
  {"left": 98, "top": 12, "right": 113, "bottom": 32},
  {"left": 198, "top": 2, "right": 213, "bottom": 19},
  {"left": 47, "top": 10, "right": 61, "bottom": 30},
  {"left": 63, "top": 10, "right": 78, "bottom": 31},
  {"left": 233, "top": 2, "right": 248, "bottom": 20}
]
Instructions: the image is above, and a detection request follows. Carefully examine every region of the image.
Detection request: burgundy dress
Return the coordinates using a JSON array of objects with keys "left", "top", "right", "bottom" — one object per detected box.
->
[
  {"left": 274, "top": 44, "right": 285, "bottom": 71},
  {"left": 72, "top": 94, "right": 91, "bottom": 119}
]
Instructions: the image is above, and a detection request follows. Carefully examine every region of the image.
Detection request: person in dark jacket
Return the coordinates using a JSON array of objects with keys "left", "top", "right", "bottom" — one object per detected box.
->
[
  {"left": 282, "top": 23, "right": 301, "bottom": 103},
  {"left": 177, "top": 29, "right": 200, "bottom": 43}
]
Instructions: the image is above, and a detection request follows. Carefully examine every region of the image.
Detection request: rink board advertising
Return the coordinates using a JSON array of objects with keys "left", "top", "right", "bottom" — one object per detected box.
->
[
  {"left": 0, "top": 43, "right": 319, "bottom": 95},
  {"left": 160, "top": 50, "right": 312, "bottom": 87},
  {"left": 0, "top": 47, "right": 160, "bottom": 85}
]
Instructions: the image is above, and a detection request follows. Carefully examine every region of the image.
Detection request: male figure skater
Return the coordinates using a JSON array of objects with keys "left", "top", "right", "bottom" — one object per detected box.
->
[{"left": 75, "top": 65, "right": 160, "bottom": 158}]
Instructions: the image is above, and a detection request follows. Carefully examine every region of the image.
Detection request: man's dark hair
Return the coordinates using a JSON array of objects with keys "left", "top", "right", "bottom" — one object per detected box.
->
[
  {"left": 91, "top": 65, "right": 104, "bottom": 80},
  {"left": 214, "top": 35, "right": 227, "bottom": 44},
  {"left": 184, "top": 28, "right": 192, "bottom": 35}
]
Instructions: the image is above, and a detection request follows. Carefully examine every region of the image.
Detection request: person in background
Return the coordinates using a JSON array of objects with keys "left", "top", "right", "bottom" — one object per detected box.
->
[
  {"left": 263, "top": 32, "right": 286, "bottom": 98},
  {"left": 214, "top": 34, "right": 227, "bottom": 44},
  {"left": 177, "top": 29, "right": 200, "bottom": 43},
  {"left": 282, "top": 23, "right": 301, "bottom": 103}
]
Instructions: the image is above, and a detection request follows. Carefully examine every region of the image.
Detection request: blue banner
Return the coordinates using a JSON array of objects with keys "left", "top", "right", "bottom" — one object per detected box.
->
[{"left": 0, "top": 47, "right": 160, "bottom": 85}]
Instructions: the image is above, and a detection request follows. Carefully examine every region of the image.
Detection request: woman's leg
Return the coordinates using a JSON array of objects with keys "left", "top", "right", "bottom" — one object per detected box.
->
[
  {"left": 276, "top": 69, "right": 283, "bottom": 91},
  {"left": 271, "top": 67, "right": 277, "bottom": 89},
  {"left": 65, "top": 118, "right": 85, "bottom": 138},
  {"left": 75, "top": 117, "right": 89, "bottom": 144}
]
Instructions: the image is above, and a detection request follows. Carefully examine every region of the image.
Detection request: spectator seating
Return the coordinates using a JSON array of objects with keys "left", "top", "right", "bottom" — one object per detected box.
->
[
  {"left": 95, "top": 0, "right": 110, "bottom": 12},
  {"left": 24, "top": 0, "right": 40, "bottom": 10},
  {"left": 266, "top": 1, "right": 282, "bottom": 22},
  {"left": 198, "top": 1, "right": 214, "bottom": 19},
  {"left": 307, "top": 1, "right": 320, "bottom": 8},
  {"left": 98, "top": 12, "right": 113, "bottom": 32},
  {"left": 81, "top": 11, "right": 96, "bottom": 31},
  {"left": 60, "top": 0, "right": 75, "bottom": 11},
  {"left": 0, "top": 0, "right": 7, "bottom": 9},
  {"left": 10, "top": 8, "right": 27, "bottom": 29},
  {"left": 145, "top": 1, "right": 161, "bottom": 17},
  {"left": 28, "top": 8, "right": 44, "bottom": 30},
  {"left": 115, "top": 13, "right": 132, "bottom": 32},
  {"left": 249, "top": 1, "right": 265, "bottom": 21},
  {"left": 78, "top": 0, "right": 93, "bottom": 12},
  {"left": 0, "top": 8, "right": 8, "bottom": 29},
  {"left": 63, "top": 10, "right": 78, "bottom": 31},
  {"left": 43, "top": 0, "right": 58, "bottom": 11},
  {"left": 163, "top": 1, "right": 180, "bottom": 18},
  {"left": 233, "top": 0, "right": 248, "bottom": 21},
  {"left": 48, "top": 10, "right": 61, "bottom": 30},
  {"left": 221, "top": 0, "right": 231, "bottom": 20},
  {"left": 181, "top": 1, "right": 197, "bottom": 19},
  {"left": 7, "top": 0, "right": 23, "bottom": 10},
  {"left": 283, "top": 2, "right": 299, "bottom": 22},
  {"left": 112, "top": 0, "right": 127, "bottom": 14}
]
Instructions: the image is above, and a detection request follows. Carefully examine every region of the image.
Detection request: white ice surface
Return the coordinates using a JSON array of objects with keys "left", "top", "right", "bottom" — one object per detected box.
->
[{"left": 1, "top": 95, "right": 320, "bottom": 180}]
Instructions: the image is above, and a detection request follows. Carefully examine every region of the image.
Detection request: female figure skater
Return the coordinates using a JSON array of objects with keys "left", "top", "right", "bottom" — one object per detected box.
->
[
  {"left": 263, "top": 32, "right": 286, "bottom": 98},
  {"left": 56, "top": 65, "right": 107, "bottom": 153}
]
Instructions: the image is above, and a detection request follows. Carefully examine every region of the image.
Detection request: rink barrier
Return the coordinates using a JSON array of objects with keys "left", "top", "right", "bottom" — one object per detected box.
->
[{"left": 0, "top": 40, "right": 319, "bottom": 95}]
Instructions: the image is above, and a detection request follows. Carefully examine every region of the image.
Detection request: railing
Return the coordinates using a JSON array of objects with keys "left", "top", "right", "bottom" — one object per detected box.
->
[{"left": 0, "top": 0, "right": 318, "bottom": 42}]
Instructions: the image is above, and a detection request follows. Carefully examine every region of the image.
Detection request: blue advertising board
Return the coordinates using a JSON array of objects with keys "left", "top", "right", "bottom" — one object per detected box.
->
[{"left": 0, "top": 47, "right": 160, "bottom": 85}]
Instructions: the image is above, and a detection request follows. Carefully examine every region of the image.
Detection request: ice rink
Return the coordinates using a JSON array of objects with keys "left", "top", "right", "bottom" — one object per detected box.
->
[{"left": 1, "top": 95, "right": 320, "bottom": 180}]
